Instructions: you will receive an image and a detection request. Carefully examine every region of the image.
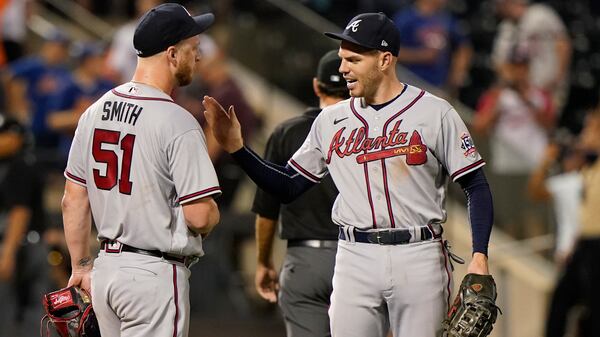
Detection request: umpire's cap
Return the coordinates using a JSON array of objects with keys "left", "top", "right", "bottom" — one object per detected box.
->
[
  {"left": 317, "top": 50, "right": 345, "bottom": 89},
  {"left": 325, "top": 13, "right": 400, "bottom": 55},
  {"left": 134, "top": 3, "right": 214, "bottom": 58}
]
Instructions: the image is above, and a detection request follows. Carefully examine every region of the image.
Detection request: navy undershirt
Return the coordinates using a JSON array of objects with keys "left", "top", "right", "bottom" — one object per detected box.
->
[
  {"left": 369, "top": 83, "right": 408, "bottom": 111},
  {"left": 231, "top": 146, "right": 493, "bottom": 255}
]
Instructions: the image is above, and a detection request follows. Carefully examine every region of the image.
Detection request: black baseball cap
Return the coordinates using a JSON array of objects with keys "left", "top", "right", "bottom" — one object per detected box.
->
[
  {"left": 134, "top": 3, "right": 215, "bottom": 58},
  {"left": 317, "top": 50, "right": 345, "bottom": 89},
  {"left": 325, "top": 13, "right": 400, "bottom": 55}
]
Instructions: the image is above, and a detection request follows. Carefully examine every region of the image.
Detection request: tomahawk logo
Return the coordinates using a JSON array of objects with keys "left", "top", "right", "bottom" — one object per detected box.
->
[{"left": 346, "top": 19, "right": 362, "bottom": 32}]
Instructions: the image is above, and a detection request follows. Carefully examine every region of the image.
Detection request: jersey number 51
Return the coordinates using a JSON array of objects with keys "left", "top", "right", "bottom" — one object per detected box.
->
[{"left": 92, "top": 128, "right": 136, "bottom": 195}]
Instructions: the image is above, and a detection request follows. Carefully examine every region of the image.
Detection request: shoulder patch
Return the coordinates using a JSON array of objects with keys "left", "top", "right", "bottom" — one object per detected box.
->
[{"left": 460, "top": 132, "right": 478, "bottom": 160}]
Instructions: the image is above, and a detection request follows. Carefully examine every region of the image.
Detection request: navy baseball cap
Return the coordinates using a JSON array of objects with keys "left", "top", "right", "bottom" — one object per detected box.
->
[
  {"left": 325, "top": 13, "right": 400, "bottom": 55},
  {"left": 134, "top": 3, "right": 215, "bottom": 57},
  {"left": 317, "top": 50, "right": 345, "bottom": 89}
]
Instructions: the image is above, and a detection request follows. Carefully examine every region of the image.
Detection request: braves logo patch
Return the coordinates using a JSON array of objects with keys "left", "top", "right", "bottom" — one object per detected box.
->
[{"left": 460, "top": 132, "right": 477, "bottom": 160}]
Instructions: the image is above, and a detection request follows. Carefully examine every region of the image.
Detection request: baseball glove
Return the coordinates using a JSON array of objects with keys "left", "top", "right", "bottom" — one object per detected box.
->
[
  {"left": 442, "top": 273, "right": 501, "bottom": 337},
  {"left": 41, "top": 286, "right": 101, "bottom": 337}
]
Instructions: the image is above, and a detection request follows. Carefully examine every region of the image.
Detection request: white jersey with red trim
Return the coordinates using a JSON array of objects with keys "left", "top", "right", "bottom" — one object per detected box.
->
[
  {"left": 65, "top": 82, "right": 221, "bottom": 256},
  {"left": 289, "top": 84, "right": 484, "bottom": 230}
]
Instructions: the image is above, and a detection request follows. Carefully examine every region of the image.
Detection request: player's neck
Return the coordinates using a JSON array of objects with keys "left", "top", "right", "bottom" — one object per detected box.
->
[
  {"left": 131, "top": 62, "right": 175, "bottom": 97},
  {"left": 365, "top": 80, "right": 405, "bottom": 106}
]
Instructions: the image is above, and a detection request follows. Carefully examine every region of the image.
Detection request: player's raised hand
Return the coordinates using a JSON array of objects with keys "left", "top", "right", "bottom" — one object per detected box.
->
[
  {"left": 255, "top": 263, "right": 279, "bottom": 303},
  {"left": 202, "top": 95, "right": 244, "bottom": 153}
]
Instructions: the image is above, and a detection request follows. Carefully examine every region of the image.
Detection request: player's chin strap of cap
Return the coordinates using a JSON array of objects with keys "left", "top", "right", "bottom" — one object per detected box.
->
[{"left": 339, "top": 223, "right": 444, "bottom": 245}]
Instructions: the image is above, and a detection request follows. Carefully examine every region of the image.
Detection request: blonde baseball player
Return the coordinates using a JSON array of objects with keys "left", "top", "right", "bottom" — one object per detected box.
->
[
  {"left": 204, "top": 12, "right": 494, "bottom": 337},
  {"left": 62, "top": 4, "right": 220, "bottom": 337}
]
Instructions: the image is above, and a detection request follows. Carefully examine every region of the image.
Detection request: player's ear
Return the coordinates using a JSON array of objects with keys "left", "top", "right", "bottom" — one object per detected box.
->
[
  {"left": 166, "top": 46, "right": 177, "bottom": 65},
  {"left": 379, "top": 52, "right": 392, "bottom": 71},
  {"left": 313, "top": 78, "right": 322, "bottom": 98}
]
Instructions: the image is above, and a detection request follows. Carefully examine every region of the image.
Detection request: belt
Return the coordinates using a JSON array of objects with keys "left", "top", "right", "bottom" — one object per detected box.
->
[
  {"left": 100, "top": 240, "right": 199, "bottom": 268},
  {"left": 338, "top": 224, "right": 443, "bottom": 245},
  {"left": 287, "top": 239, "right": 338, "bottom": 248}
]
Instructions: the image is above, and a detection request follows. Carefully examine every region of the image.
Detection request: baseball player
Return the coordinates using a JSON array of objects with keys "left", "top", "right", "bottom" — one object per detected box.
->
[
  {"left": 204, "top": 12, "right": 494, "bottom": 337},
  {"left": 62, "top": 4, "right": 220, "bottom": 337},
  {"left": 253, "top": 50, "right": 348, "bottom": 337}
]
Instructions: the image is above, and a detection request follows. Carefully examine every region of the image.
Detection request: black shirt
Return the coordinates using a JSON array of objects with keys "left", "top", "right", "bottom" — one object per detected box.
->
[
  {"left": 0, "top": 117, "right": 45, "bottom": 235},
  {"left": 252, "top": 108, "right": 339, "bottom": 240}
]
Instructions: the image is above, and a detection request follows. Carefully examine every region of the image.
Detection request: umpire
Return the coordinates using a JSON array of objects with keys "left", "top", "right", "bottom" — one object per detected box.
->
[{"left": 252, "top": 50, "right": 348, "bottom": 337}]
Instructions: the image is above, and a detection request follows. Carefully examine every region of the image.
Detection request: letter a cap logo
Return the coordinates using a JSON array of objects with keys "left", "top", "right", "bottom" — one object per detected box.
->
[{"left": 325, "top": 12, "right": 400, "bottom": 55}]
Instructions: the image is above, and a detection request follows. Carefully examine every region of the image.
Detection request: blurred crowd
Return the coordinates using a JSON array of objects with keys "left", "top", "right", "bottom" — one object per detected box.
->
[{"left": 0, "top": 0, "right": 599, "bottom": 336}]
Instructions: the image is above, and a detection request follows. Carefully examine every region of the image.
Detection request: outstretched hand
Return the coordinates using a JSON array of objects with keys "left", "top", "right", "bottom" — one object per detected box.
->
[{"left": 202, "top": 96, "right": 244, "bottom": 153}]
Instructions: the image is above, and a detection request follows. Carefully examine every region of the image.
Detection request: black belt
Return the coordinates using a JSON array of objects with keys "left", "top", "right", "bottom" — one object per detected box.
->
[
  {"left": 100, "top": 240, "right": 199, "bottom": 268},
  {"left": 287, "top": 239, "right": 338, "bottom": 248},
  {"left": 338, "top": 225, "right": 442, "bottom": 245}
]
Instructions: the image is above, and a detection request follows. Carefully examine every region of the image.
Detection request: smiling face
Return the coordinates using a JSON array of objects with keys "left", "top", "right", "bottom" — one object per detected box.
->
[{"left": 338, "top": 41, "right": 383, "bottom": 100}]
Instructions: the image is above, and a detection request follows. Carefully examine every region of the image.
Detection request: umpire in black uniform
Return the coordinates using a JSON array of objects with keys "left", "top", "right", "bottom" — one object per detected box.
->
[{"left": 252, "top": 50, "right": 349, "bottom": 337}]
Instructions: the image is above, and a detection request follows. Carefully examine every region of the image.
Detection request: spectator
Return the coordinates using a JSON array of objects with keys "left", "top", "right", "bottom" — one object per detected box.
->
[
  {"left": 545, "top": 110, "right": 600, "bottom": 337},
  {"left": 393, "top": 0, "right": 472, "bottom": 95},
  {"left": 473, "top": 47, "right": 555, "bottom": 238},
  {"left": 196, "top": 36, "right": 259, "bottom": 208},
  {"left": 1, "top": 0, "right": 34, "bottom": 63},
  {"left": 492, "top": 0, "right": 572, "bottom": 113},
  {"left": 106, "top": 0, "right": 161, "bottom": 83},
  {"left": 527, "top": 133, "right": 585, "bottom": 263},
  {"left": 0, "top": 113, "right": 50, "bottom": 337},
  {"left": 3, "top": 30, "right": 71, "bottom": 168},
  {"left": 47, "top": 42, "right": 115, "bottom": 161}
]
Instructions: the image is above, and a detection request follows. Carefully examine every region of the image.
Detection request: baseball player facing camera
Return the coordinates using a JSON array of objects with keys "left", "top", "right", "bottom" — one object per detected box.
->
[
  {"left": 204, "top": 12, "right": 495, "bottom": 337},
  {"left": 62, "top": 4, "right": 220, "bottom": 337}
]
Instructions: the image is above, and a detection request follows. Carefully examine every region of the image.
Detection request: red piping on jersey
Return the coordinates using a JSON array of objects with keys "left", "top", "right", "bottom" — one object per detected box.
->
[
  {"left": 172, "top": 264, "right": 179, "bottom": 337},
  {"left": 350, "top": 98, "right": 377, "bottom": 229},
  {"left": 450, "top": 159, "right": 485, "bottom": 181},
  {"left": 65, "top": 171, "right": 86, "bottom": 184},
  {"left": 178, "top": 186, "right": 221, "bottom": 203},
  {"left": 380, "top": 89, "right": 426, "bottom": 228},
  {"left": 289, "top": 159, "right": 321, "bottom": 182},
  {"left": 440, "top": 241, "right": 452, "bottom": 310},
  {"left": 111, "top": 89, "right": 174, "bottom": 103}
]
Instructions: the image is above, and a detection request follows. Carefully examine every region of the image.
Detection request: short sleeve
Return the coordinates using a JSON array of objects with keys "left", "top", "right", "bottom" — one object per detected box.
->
[
  {"left": 167, "top": 129, "right": 221, "bottom": 204},
  {"left": 64, "top": 119, "right": 88, "bottom": 186},
  {"left": 288, "top": 115, "right": 328, "bottom": 183},
  {"left": 251, "top": 128, "right": 285, "bottom": 219},
  {"left": 435, "top": 108, "right": 485, "bottom": 182}
]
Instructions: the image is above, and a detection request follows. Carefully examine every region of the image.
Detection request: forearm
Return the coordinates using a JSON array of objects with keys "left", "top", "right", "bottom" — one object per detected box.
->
[
  {"left": 231, "top": 146, "right": 315, "bottom": 203},
  {"left": 62, "top": 186, "right": 93, "bottom": 271},
  {"left": 255, "top": 215, "right": 277, "bottom": 266},
  {"left": 555, "top": 36, "right": 572, "bottom": 83},
  {"left": 457, "top": 169, "right": 494, "bottom": 256},
  {"left": 448, "top": 45, "right": 473, "bottom": 87},
  {"left": 1, "top": 206, "right": 30, "bottom": 258},
  {"left": 47, "top": 110, "right": 80, "bottom": 133}
]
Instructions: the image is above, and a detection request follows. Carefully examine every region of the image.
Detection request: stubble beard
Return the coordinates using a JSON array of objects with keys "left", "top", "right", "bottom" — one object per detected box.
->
[{"left": 175, "top": 61, "right": 193, "bottom": 87}]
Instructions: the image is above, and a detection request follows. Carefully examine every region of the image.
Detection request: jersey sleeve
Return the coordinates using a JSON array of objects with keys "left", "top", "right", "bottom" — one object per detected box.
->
[
  {"left": 252, "top": 127, "right": 284, "bottom": 219},
  {"left": 167, "top": 129, "right": 221, "bottom": 204},
  {"left": 288, "top": 115, "right": 328, "bottom": 183},
  {"left": 64, "top": 116, "right": 89, "bottom": 186},
  {"left": 435, "top": 108, "right": 485, "bottom": 182}
]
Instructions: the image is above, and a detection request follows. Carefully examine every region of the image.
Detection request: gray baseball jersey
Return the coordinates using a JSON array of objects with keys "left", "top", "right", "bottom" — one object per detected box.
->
[
  {"left": 289, "top": 84, "right": 484, "bottom": 230},
  {"left": 65, "top": 82, "right": 221, "bottom": 256},
  {"left": 289, "top": 84, "right": 484, "bottom": 337}
]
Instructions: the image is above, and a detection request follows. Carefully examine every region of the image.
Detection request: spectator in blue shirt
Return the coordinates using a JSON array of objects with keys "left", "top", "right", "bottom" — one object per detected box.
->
[
  {"left": 4, "top": 30, "right": 71, "bottom": 155},
  {"left": 393, "top": 0, "right": 472, "bottom": 96},
  {"left": 47, "top": 42, "right": 115, "bottom": 160}
]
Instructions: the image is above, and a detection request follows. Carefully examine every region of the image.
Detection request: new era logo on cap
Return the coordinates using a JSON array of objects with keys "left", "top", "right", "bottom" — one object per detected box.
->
[{"left": 325, "top": 13, "right": 400, "bottom": 55}]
